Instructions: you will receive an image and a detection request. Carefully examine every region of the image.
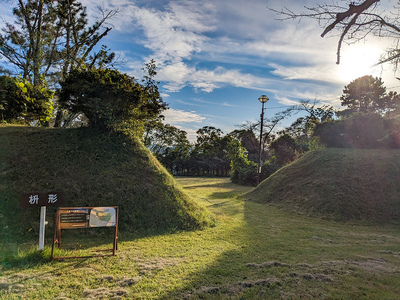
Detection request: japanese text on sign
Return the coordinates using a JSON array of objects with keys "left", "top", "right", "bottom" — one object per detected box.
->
[
  {"left": 21, "top": 192, "right": 64, "bottom": 208},
  {"left": 59, "top": 208, "right": 89, "bottom": 229}
]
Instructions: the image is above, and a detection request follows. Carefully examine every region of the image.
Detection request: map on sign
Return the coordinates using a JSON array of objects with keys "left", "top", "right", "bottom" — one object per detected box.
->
[{"left": 89, "top": 207, "right": 116, "bottom": 227}]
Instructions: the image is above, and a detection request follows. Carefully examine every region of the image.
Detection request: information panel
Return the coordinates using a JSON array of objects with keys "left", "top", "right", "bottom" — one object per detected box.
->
[
  {"left": 89, "top": 207, "right": 116, "bottom": 227},
  {"left": 59, "top": 208, "right": 89, "bottom": 229}
]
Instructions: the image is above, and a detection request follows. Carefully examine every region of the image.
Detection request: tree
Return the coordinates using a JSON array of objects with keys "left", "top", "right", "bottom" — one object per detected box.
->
[
  {"left": 1, "top": 0, "right": 117, "bottom": 128},
  {"left": 55, "top": 1, "right": 115, "bottom": 79},
  {"left": 339, "top": 75, "right": 400, "bottom": 116},
  {"left": 0, "top": 0, "right": 116, "bottom": 85},
  {"left": 59, "top": 67, "right": 166, "bottom": 132},
  {"left": 270, "top": 1, "right": 400, "bottom": 66},
  {"left": 238, "top": 107, "right": 296, "bottom": 164},
  {"left": 228, "top": 139, "right": 258, "bottom": 185},
  {"left": 193, "top": 126, "right": 225, "bottom": 176},
  {"left": 143, "top": 122, "right": 191, "bottom": 175},
  {"left": 269, "top": 134, "right": 300, "bottom": 166},
  {"left": 281, "top": 100, "right": 335, "bottom": 151},
  {"left": 314, "top": 112, "right": 400, "bottom": 148},
  {"left": 0, "top": 0, "right": 57, "bottom": 85},
  {"left": 229, "top": 129, "right": 259, "bottom": 162},
  {"left": 136, "top": 60, "right": 167, "bottom": 135},
  {"left": 285, "top": 100, "right": 335, "bottom": 137},
  {"left": 312, "top": 75, "right": 400, "bottom": 148},
  {"left": 0, "top": 75, "right": 54, "bottom": 124}
]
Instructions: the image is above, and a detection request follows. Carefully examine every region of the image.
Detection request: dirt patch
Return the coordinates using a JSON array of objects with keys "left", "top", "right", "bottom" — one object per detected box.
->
[
  {"left": 295, "top": 263, "right": 313, "bottom": 268},
  {"left": 321, "top": 258, "right": 399, "bottom": 273},
  {"left": 237, "top": 277, "right": 280, "bottom": 288},
  {"left": 96, "top": 274, "right": 140, "bottom": 287},
  {"left": 83, "top": 287, "right": 128, "bottom": 299},
  {"left": 0, "top": 281, "right": 25, "bottom": 294},
  {"left": 135, "top": 257, "right": 183, "bottom": 275},
  {"left": 378, "top": 250, "right": 400, "bottom": 255},
  {"left": 75, "top": 267, "right": 98, "bottom": 275},
  {"left": 0, "top": 282, "right": 13, "bottom": 291},
  {"left": 97, "top": 275, "right": 115, "bottom": 282},
  {"left": 0, "top": 276, "right": 27, "bottom": 294},
  {"left": 117, "top": 276, "right": 141, "bottom": 287},
  {"left": 8, "top": 273, "right": 29, "bottom": 280},
  {"left": 349, "top": 258, "right": 398, "bottom": 273},
  {"left": 182, "top": 277, "right": 281, "bottom": 299},
  {"left": 197, "top": 286, "right": 221, "bottom": 294},
  {"left": 297, "top": 273, "right": 333, "bottom": 282}
]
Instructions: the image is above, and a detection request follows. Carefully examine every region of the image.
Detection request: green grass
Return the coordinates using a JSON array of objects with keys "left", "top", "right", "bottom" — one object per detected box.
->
[
  {"left": 245, "top": 148, "right": 400, "bottom": 224},
  {"left": 0, "top": 125, "right": 213, "bottom": 237},
  {"left": 1, "top": 177, "right": 400, "bottom": 299}
]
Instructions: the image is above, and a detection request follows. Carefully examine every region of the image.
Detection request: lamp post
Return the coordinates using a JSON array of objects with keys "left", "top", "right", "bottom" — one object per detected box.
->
[{"left": 257, "top": 95, "right": 269, "bottom": 185}]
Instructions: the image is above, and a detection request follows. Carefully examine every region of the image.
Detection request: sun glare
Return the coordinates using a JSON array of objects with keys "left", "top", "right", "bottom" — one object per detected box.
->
[{"left": 336, "top": 45, "right": 383, "bottom": 84}]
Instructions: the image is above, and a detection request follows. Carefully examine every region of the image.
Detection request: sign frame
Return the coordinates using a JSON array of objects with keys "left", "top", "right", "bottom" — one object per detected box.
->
[{"left": 51, "top": 206, "right": 119, "bottom": 260}]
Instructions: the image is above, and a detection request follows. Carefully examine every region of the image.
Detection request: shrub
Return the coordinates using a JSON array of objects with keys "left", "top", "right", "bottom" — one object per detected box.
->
[
  {"left": 0, "top": 75, "right": 54, "bottom": 125},
  {"left": 59, "top": 68, "right": 166, "bottom": 133},
  {"left": 314, "top": 113, "right": 400, "bottom": 149}
]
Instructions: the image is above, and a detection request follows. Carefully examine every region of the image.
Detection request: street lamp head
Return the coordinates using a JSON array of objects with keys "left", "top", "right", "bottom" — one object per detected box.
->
[{"left": 258, "top": 95, "right": 269, "bottom": 103}]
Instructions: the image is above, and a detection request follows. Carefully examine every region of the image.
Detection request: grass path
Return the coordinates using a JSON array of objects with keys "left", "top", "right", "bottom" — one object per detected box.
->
[{"left": 1, "top": 177, "right": 400, "bottom": 299}]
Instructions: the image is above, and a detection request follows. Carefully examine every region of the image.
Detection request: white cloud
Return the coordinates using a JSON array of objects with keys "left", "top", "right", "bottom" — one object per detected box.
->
[
  {"left": 182, "top": 128, "right": 198, "bottom": 142},
  {"left": 163, "top": 108, "right": 206, "bottom": 142},
  {"left": 50, "top": 0, "right": 400, "bottom": 115},
  {"left": 131, "top": 1, "right": 215, "bottom": 64},
  {"left": 269, "top": 63, "right": 337, "bottom": 83},
  {"left": 163, "top": 108, "right": 205, "bottom": 124},
  {"left": 158, "top": 61, "right": 274, "bottom": 93}
]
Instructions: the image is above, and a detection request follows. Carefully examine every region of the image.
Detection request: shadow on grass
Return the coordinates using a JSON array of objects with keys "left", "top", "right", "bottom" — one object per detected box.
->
[
  {"left": 1, "top": 249, "right": 49, "bottom": 270},
  {"left": 0, "top": 226, "right": 120, "bottom": 270},
  {"left": 158, "top": 199, "right": 286, "bottom": 299},
  {"left": 0, "top": 224, "right": 195, "bottom": 272},
  {"left": 159, "top": 182, "right": 400, "bottom": 299},
  {"left": 209, "top": 191, "right": 238, "bottom": 199}
]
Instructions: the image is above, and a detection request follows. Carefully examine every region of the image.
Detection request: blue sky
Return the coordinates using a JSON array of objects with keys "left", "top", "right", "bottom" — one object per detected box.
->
[{"left": 2, "top": 0, "right": 400, "bottom": 141}]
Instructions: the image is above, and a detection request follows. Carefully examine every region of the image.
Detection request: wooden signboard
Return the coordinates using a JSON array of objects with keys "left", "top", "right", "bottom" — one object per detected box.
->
[
  {"left": 51, "top": 206, "right": 119, "bottom": 260},
  {"left": 21, "top": 191, "right": 64, "bottom": 208}
]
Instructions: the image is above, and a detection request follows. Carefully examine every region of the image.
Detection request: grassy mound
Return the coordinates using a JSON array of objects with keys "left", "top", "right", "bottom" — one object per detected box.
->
[
  {"left": 0, "top": 125, "right": 214, "bottom": 235},
  {"left": 244, "top": 148, "right": 400, "bottom": 224}
]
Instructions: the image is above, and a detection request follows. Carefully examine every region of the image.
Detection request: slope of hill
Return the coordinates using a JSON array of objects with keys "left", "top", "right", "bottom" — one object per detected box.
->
[
  {"left": 244, "top": 148, "right": 400, "bottom": 224},
  {"left": 0, "top": 125, "right": 214, "bottom": 235}
]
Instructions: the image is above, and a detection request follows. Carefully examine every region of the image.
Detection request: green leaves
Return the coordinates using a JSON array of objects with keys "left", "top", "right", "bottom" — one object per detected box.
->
[
  {"left": 0, "top": 75, "right": 54, "bottom": 124},
  {"left": 59, "top": 67, "right": 166, "bottom": 132},
  {"left": 340, "top": 75, "right": 400, "bottom": 116}
]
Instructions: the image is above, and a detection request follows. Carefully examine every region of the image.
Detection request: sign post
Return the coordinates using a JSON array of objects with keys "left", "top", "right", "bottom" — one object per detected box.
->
[
  {"left": 21, "top": 192, "right": 64, "bottom": 250},
  {"left": 51, "top": 206, "right": 119, "bottom": 260},
  {"left": 39, "top": 206, "right": 46, "bottom": 250}
]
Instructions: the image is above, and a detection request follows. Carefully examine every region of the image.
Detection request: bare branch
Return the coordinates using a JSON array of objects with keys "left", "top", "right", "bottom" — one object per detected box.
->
[
  {"left": 269, "top": 0, "right": 400, "bottom": 66},
  {"left": 321, "top": 0, "right": 380, "bottom": 37}
]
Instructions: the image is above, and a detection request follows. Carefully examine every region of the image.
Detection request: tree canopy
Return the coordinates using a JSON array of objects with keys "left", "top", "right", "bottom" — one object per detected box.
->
[
  {"left": 314, "top": 75, "right": 400, "bottom": 149},
  {"left": 340, "top": 75, "right": 400, "bottom": 116},
  {"left": 0, "top": 0, "right": 116, "bottom": 86},
  {"left": 0, "top": 75, "right": 54, "bottom": 124},
  {"left": 59, "top": 67, "right": 166, "bottom": 132}
]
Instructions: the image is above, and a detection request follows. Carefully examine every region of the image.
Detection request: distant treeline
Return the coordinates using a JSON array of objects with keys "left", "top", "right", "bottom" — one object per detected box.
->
[{"left": 145, "top": 75, "right": 400, "bottom": 185}]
